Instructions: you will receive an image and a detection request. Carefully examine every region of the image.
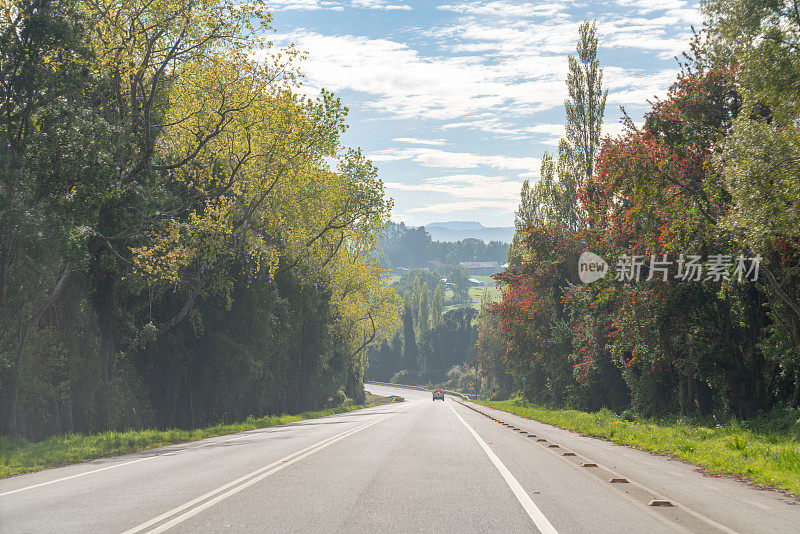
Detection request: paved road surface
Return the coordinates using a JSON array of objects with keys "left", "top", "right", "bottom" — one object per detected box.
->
[{"left": 2, "top": 384, "right": 800, "bottom": 533}]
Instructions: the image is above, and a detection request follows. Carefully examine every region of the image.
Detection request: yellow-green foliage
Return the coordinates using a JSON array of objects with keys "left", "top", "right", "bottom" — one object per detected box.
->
[
  {"left": 0, "top": 402, "right": 385, "bottom": 478},
  {"left": 478, "top": 400, "right": 800, "bottom": 497}
]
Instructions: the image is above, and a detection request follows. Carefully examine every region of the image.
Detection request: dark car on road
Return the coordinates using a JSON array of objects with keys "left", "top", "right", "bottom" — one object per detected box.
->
[{"left": 432, "top": 390, "right": 445, "bottom": 401}]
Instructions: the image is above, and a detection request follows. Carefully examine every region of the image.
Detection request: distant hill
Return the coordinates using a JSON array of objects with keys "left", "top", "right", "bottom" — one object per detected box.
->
[{"left": 425, "top": 221, "right": 514, "bottom": 243}]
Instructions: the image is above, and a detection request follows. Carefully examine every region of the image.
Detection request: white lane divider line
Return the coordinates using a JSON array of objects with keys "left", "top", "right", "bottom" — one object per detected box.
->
[
  {"left": 449, "top": 403, "right": 559, "bottom": 534},
  {"left": 123, "top": 403, "right": 414, "bottom": 534}
]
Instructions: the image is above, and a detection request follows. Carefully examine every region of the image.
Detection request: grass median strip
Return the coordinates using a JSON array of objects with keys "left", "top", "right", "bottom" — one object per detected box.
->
[
  {"left": 0, "top": 402, "right": 389, "bottom": 479},
  {"left": 476, "top": 399, "right": 800, "bottom": 497}
]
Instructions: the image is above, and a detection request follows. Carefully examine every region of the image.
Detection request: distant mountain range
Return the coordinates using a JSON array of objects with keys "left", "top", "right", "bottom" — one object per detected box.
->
[{"left": 425, "top": 221, "right": 514, "bottom": 243}]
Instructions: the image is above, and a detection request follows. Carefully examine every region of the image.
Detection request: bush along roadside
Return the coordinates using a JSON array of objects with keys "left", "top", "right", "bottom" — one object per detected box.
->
[
  {"left": 476, "top": 399, "right": 800, "bottom": 498},
  {"left": 0, "top": 401, "right": 391, "bottom": 479}
]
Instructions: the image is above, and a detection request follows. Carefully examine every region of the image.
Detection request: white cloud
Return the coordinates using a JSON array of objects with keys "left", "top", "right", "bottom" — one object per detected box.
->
[
  {"left": 268, "top": 31, "right": 568, "bottom": 122},
  {"left": 264, "top": 0, "right": 699, "bottom": 132},
  {"left": 267, "top": 0, "right": 343, "bottom": 10},
  {"left": 266, "top": 0, "right": 416, "bottom": 11},
  {"left": 261, "top": 0, "right": 704, "bottom": 226},
  {"left": 405, "top": 199, "right": 520, "bottom": 214},
  {"left": 387, "top": 172, "right": 529, "bottom": 221},
  {"left": 393, "top": 137, "right": 448, "bottom": 146},
  {"left": 437, "top": 1, "right": 567, "bottom": 18},
  {"left": 436, "top": 3, "right": 700, "bottom": 61},
  {"left": 386, "top": 174, "right": 523, "bottom": 199},
  {"left": 442, "top": 118, "right": 564, "bottom": 142},
  {"left": 352, "top": 0, "right": 411, "bottom": 10},
  {"left": 604, "top": 67, "right": 678, "bottom": 105},
  {"left": 615, "top": 0, "right": 688, "bottom": 13},
  {"left": 368, "top": 147, "right": 541, "bottom": 171}
]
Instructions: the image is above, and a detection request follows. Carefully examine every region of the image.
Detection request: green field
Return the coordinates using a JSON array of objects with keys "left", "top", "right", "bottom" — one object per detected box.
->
[
  {"left": 0, "top": 402, "right": 389, "bottom": 479},
  {"left": 447, "top": 275, "right": 501, "bottom": 311},
  {"left": 385, "top": 271, "right": 501, "bottom": 312},
  {"left": 385, "top": 274, "right": 402, "bottom": 285},
  {"left": 477, "top": 399, "right": 800, "bottom": 497}
]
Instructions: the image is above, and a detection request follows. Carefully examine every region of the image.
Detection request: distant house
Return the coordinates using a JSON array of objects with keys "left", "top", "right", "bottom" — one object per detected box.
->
[{"left": 459, "top": 261, "right": 500, "bottom": 275}]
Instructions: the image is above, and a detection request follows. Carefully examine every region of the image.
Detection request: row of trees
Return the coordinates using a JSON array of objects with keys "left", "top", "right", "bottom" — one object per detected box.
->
[
  {"left": 0, "top": 0, "right": 399, "bottom": 439},
  {"left": 367, "top": 274, "right": 477, "bottom": 385},
  {"left": 392, "top": 266, "right": 473, "bottom": 306},
  {"left": 380, "top": 222, "right": 508, "bottom": 268},
  {"left": 479, "top": 6, "right": 800, "bottom": 417}
]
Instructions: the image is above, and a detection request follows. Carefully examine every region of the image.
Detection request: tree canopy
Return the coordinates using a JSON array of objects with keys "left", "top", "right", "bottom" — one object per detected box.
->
[
  {"left": 482, "top": 11, "right": 800, "bottom": 417},
  {"left": 0, "top": 0, "right": 399, "bottom": 437}
]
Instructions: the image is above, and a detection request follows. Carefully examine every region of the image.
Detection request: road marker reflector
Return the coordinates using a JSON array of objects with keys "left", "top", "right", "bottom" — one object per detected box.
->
[
  {"left": 648, "top": 500, "right": 674, "bottom": 507},
  {"left": 536, "top": 438, "right": 547, "bottom": 442},
  {"left": 609, "top": 478, "right": 629, "bottom": 483},
  {"left": 547, "top": 444, "right": 560, "bottom": 448},
  {"left": 561, "top": 452, "right": 576, "bottom": 456},
  {"left": 526, "top": 434, "right": 537, "bottom": 438},
  {"left": 581, "top": 462, "right": 598, "bottom": 467}
]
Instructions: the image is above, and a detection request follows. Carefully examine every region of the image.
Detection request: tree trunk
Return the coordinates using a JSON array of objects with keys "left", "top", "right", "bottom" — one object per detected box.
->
[
  {"left": 7, "top": 320, "right": 31, "bottom": 435},
  {"left": 92, "top": 262, "right": 119, "bottom": 428},
  {"left": 5, "top": 265, "right": 72, "bottom": 435},
  {"left": 188, "top": 362, "right": 195, "bottom": 428}
]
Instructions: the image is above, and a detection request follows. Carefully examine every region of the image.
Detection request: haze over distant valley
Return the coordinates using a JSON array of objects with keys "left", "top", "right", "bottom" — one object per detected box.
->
[{"left": 424, "top": 221, "right": 514, "bottom": 243}]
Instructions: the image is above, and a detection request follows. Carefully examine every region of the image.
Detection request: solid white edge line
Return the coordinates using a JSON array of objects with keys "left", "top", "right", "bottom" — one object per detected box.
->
[
  {"left": 123, "top": 403, "right": 413, "bottom": 534},
  {"left": 0, "top": 430, "right": 275, "bottom": 498},
  {"left": 0, "top": 456, "right": 158, "bottom": 498},
  {"left": 466, "top": 403, "right": 740, "bottom": 534},
  {"left": 449, "top": 403, "right": 559, "bottom": 534},
  {"left": 0, "top": 403, "right": 398, "bottom": 498}
]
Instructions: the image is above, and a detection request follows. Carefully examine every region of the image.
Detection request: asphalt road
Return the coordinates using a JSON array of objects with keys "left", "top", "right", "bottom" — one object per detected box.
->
[{"left": 2, "top": 384, "right": 800, "bottom": 533}]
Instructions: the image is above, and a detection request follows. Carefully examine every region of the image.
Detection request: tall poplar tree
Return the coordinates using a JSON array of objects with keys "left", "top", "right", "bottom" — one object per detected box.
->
[
  {"left": 431, "top": 284, "right": 443, "bottom": 327},
  {"left": 418, "top": 282, "right": 430, "bottom": 334},
  {"left": 564, "top": 19, "right": 607, "bottom": 187},
  {"left": 510, "top": 19, "right": 606, "bottom": 245}
]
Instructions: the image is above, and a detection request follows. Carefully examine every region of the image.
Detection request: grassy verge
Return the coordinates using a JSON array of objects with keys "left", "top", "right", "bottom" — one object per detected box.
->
[
  {"left": 476, "top": 399, "right": 800, "bottom": 497},
  {"left": 0, "top": 401, "right": 390, "bottom": 479}
]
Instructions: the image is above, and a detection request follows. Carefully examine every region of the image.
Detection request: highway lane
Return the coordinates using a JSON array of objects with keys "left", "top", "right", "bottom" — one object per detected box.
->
[{"left": 1, "top": 384, "right": 799, "bottom": 533}]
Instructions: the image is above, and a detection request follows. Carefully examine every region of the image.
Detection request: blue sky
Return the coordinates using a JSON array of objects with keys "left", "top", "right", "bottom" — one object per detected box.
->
[{"left": 263, "top": 0, "right": 703, "bottom": 227}]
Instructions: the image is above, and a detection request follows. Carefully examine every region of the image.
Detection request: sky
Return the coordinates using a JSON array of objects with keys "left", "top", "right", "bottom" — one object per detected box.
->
[{"left": 261, "top": 0, "right": 704, "bottom": 227}]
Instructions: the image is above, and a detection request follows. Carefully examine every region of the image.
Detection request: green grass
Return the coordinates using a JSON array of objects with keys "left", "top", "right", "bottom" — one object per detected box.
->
[
  {"left": 385, "top": 270, "right": 501, "bottom": 312},
  {"left": 476, "top": 399, "right": 800, "bottom": 497},
  {"left": 444, "top": 276, "right": 502, "bottom": 312},
  {"left": 0, "top": 402, "right": 388, "bottom": 479},
  {"left": 385, "top": 274, "right": 401, "bottom": 285}
]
